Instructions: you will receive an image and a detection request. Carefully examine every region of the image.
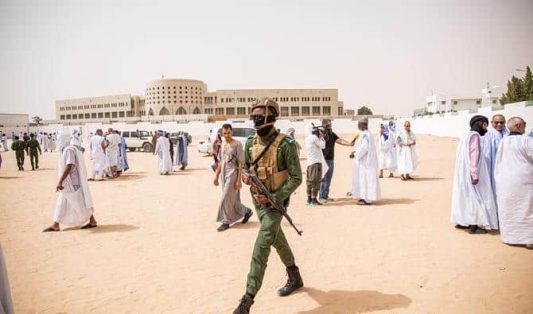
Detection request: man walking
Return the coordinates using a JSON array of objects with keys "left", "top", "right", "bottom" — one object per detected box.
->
[
  {"left": 233, "top": 98, "right": 303, "bottom": 314},
  {"left": 11, "top": 136, "right": 25, "bottom": 171},
  {"left": 26, "top": 133, "right": 42, "bottom": 170},
  {"left": 318, "top": 119, "right": 355, "bottom": 203},
  {"left": 1, "top": 133, "right": 8, "bottom": 151}
]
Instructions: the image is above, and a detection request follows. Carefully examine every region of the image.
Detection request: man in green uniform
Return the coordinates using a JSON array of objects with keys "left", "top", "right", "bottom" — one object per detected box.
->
[
  {"left": 233, "top": 98, "right": 303, "bottom": 314},
  {"left": 26, "top": 133, "right": 42, "bottom": 170},
  {"left": 11, "top": 136, "right": 26, "bottom": 171}
]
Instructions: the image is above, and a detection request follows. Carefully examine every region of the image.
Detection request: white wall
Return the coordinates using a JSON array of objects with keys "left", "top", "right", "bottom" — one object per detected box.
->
[{"left": 32, "top": 101, "right": 533, "bottom": 141}]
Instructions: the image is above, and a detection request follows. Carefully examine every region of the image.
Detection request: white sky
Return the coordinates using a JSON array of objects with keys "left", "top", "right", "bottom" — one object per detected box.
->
[{"left": 0, "top": 0, "right": 532, "bottom": 119}]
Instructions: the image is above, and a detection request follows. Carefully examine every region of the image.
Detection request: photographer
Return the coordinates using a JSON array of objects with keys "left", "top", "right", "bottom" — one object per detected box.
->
[
  {"left": 304, "top": 123, "right": 327, "bottom": 206},
  {"left": 319, "top": 119, "right": 356, "bottom": 203}
]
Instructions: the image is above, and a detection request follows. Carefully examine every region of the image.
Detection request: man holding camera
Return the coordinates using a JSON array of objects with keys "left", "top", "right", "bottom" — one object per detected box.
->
[
  {"left": 318, "top": 119, "right": 356, "bottom": 203},
  {"left": 305, "top": 123, "right": 327, "bottom": 206}
]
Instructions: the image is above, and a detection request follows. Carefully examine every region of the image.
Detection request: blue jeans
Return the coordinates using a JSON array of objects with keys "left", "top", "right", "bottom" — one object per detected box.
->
[{"left": 319, "top": 159, "right": 334, "bottom": 199}]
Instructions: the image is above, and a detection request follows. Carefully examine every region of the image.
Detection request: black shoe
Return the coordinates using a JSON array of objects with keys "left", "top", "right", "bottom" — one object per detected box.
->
[
  {"left": 277, "top": 265, "right": 304, "bottom": 297},
  {"left": 217, "top": 223, "right": 230, "bottom": 232},
  {"left": 311, "top": 199, "right": 323, "bottom": 206},
  {"left": 455, "top": 224, "right": 469, "bottom": 229},
  {"left": 468, "top": 225, "right": 487, "bottom": 234},
  {"left": 233, "top": 293, "right": 254, "bottom": 314},
  {"left": 242, "top": 208, "right": 253, "bottom": 224}
]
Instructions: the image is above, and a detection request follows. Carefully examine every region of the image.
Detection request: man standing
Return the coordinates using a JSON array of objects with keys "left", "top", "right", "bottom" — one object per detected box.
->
[
  {"left": 451, "top": 115, "right": 498, "bottom": 234},
  {"left": 11, "top": 136, "right": 25, "bottom": 171},
  {"left": 233, "top": 98, "right": 303, "bottom": 314},
  {"left": 318, "top": 119, "right": 355, "bottom": 203},
  {"left": 89, "top": 129, "right": 106, "bottom": 181},
  {"left": 104, "top": 128, "right": 120, "bottom": 178},
  {"left": 350, "top": 119, "right": 381, "bottom": 205},
  {"left": 379, "top": 123, "right": 397, "bottom": 178},
  {"left": 26, "top": 133, "right": 42, "bottom": 170},
  {"left": 176, "top": 131, "right": 189, "bottom": 170},
  {"left": 43, "top": 131, "right": 97, "bottom": 232},
  {"left": 483, "top": 114, "right": 508, "bottom": 202},
  {"left": 494, "top": 117, "right": 532, "bottom": 248},
  {"left": 155, "top": 132, "right": 172, "bottom": 175},
  {"left": 115, "top": 130, "right": 129, "bottom": 176},
  {"left": 166, "top": 132, "right": 174, "bottom": 164},
  {"left": 396, "top": 121, "right": 418, "bottom": 180},
  {"left": 1, "top": 133, "right": 8, "bottom": 151},
  {"left": 304, "top": 123, "right": 327, "bottom": 206},
  {"left": 213, "top": 124, "right": 253, "bottom": 231}
]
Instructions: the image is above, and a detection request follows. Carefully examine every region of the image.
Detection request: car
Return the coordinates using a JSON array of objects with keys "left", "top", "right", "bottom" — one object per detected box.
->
[
  {"left": 197, "top": 140, "right": 211, "bottom": 154},
  {"left": 119, "top": 130, "right": 154, "bottom": 152}
]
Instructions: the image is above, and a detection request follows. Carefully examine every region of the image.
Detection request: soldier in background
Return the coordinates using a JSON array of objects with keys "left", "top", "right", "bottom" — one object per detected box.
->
[
  {"left": 11, "top": 136, "right": 26, "bottom": 171},
  {"left": 27, "top": 133, "right": 42, "bottom": 170}
]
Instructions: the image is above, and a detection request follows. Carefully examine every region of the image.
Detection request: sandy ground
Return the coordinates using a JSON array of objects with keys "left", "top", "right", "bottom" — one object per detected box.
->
[{"left": 0, "top": 134, "right": 532, "bottom": 314}]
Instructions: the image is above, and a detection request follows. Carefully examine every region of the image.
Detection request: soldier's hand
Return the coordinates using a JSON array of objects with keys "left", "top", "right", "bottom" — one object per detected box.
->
[
  {"left": 254, "top": 194, "right": 269, "bottom": 205},
  {"left": 242, "top": 172, "right": 251, "bottom": 185},
  {"left": 56, "top": 184, "right": 64, "bottom": 192}
]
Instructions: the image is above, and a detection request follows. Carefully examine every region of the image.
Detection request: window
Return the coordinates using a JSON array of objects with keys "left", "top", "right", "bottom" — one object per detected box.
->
[
  {"left": 78, "top": 114, "right": 83, "bottom": 119},
  {"left": 476, "top": 100, "right": 481, "bottom": 105},
  {"left": 492, "top": 100, "right": 497, "bottom": 104},
  {"left": 105, "top": 104, "right": 110, "bottom": 108},
  {"left": 60, "top": 115, "right": 65, "bottom": 120},
  {"left": 322, "top": 106, "right": 331, "bottom": 115},
  {"left": 66, "top": 114, "right": 71, "bottom": 119},
  {"left": 226, "top": 107, "right": 235, "bottom": 115},
  {"left": 215, "top": 108, "right": 224, "bottom": 115},
  {"left": 72, "top": 115, "right": 77, "bottom": 120},
  {"left": 312, "top": 106, "right": 320, "bottom": 116},
  {"left": 122, "top": 132, "right": 130, "bottom": 138},
  {"left": 453, "top": 100, "right": 458, "bottom": 105},
  {"left": 112, "top": 112, "right": 118, "bottom": 118},
  {"left": 237, "top": 107, "right": 246, "bottom": 115},
  {"left": 105, "top": 112, "right": 110, "bottom": 118},
  {"left": 98, "top": 113, "right": 103, "bottom": 118},
  {"left": 91, "top": 113, "right": 97, "bottom": 119},
  {"left": 302, "top": 106, "right": 310, "bottom": 115},
  {"left": 85, "top": 113, "right": 90, "bottom": 119},
  {"left": 280, "top": 106, "right": 289, "bottom": 117},
  {"left": 291, "top": 107, "right": 299, "bottom": 116}
]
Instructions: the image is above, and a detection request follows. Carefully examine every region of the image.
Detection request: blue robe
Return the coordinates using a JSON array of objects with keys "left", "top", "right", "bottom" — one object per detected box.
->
[
  {"left": 176, "top": 135, "right": 188, "bottom": 167},
  {"left": 118, "top": 136, "right": 129, "bottom": 172},
  {"left": 482, "top": 127, "right": 508, "bottom": 204}
]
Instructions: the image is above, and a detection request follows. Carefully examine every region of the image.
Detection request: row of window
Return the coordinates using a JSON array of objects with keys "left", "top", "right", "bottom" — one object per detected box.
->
[
  {"left": 204, "top": 106, "right": 333, "bottom": 116},
  {"left": 59, "top": 102, "right": 129, "bottom": 111},
  {"left": 146, "top": 90, "right": 201, "bottom": 95},
  {"left": 146, "top": 100, "right": 202, "bottom": 105},
  {"left": 146, "top": 95, "right": 201, "bottom": 100},
  {"left": 60, "top": 111, "right": 134, "bottom": 120},
  {"left": 218, "top": 96, "right": 332, "bottom": 103},
  {"left": 146, "top": 86, "right": 202, "bottom": 91}
]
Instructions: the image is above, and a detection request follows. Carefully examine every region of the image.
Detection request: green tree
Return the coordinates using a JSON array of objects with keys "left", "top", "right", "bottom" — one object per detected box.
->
[
  {"left": 32, "top": 116, "right": 43, "bottom": 125},
  {"left": 524, "top": 66, "right": 533, "bottom": 100},
  {"left": 357, "top": 106, "right": 373, "bottom": 115}
]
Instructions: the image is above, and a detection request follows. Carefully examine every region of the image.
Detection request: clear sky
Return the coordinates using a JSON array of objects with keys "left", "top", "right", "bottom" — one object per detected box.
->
[{"left": 1, "top": 0, "right": 532, "bottom": 119}]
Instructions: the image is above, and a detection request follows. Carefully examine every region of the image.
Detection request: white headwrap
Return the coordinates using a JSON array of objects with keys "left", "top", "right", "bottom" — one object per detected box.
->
[
  {"left": 70, "top": 130, "right": 82, "bottom": 146},
  {"left": 56, "top": 133, "right": 72, "bottom": 152}
]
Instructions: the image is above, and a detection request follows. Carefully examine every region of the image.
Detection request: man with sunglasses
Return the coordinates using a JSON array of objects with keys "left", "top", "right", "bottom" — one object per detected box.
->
[
  {"left": 233, "top": 97, "right": 303, "bottom": 314},
  {"left": 483, "top": 114, "right": 508, "bottom": 203}
]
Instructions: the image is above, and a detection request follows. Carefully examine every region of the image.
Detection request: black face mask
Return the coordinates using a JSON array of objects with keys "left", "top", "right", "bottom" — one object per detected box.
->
[{"left": 252, "top": 115, "right": 275, "bottom": 128}]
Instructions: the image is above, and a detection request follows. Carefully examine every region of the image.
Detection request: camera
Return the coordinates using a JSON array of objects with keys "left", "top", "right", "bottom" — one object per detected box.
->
[{"left": 311, "top": 123, "right": 326, "bottom": 137}]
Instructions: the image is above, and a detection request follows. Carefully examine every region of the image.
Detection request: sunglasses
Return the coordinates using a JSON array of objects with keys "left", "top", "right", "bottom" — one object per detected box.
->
[{"left": 493, "top": 121, "right": 505, "bottom": 125}]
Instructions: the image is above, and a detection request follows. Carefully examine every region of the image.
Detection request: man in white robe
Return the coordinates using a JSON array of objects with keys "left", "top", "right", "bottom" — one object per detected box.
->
[
  {"left": 451, "top": 115, "right": 498, "bottom": 234},
  {"left": 43, "top": 131, "right": 97, "bottom": 232},
  {"left": 482, "top": 114, "right": 508, "bottom": 203},
  {"left": 104, "top": 128, "right": 120, "bottom": 178},
  {"left": 89, "top": 129, "right": 106, "bottom": 181},
  {"left": 494, "top": 117, "right": 533, "bottom": 248},
  {"left": 155, "top": 133, "right": 173, "bottom": 175},
  {"left": 396, "top": 121, "right": 417, "bottom": 180},
  {"left": 350, "top": 119, "right": 381, "bottom": 205},
  {"left": 379, "top": 123, "right": 397, "bottom": 178}
]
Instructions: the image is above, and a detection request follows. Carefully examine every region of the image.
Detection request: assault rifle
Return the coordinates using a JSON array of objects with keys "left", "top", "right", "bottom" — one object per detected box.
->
[{"left": 247, "top": 173, "right": 303, "bottom": 236}]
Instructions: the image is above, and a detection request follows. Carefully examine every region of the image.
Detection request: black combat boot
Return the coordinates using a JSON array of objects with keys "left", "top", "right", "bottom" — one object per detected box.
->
[
  {"left": 277, "top": 265, "right": 303, "bottom": 297},
  {"left": 233, "top": 293, "right": 254, "bottom": 314}
]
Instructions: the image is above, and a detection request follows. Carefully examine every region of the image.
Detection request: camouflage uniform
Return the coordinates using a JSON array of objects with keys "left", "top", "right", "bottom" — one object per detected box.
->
[
  {"left": 26, "top": 138, "right": 42, "bottom": 170},
  {"left": 11, "top": 139, "right": 26, "bottom": 170}
]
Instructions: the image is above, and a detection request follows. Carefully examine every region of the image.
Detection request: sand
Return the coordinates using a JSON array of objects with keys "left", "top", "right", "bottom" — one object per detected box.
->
[{"left": 0, "top": 135, "right": 532, "bottom": 313}]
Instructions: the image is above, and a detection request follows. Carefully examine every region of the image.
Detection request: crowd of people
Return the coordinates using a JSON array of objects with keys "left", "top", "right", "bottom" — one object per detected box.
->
[
  {"left": 451, "top": 114, "right": 532, "bottom": 248},
  {"left": 152, "top": 130, "right": 189, "bottom": 175},
  {"left": 87, "top": 128, "right": 129, "bottom": 181}
]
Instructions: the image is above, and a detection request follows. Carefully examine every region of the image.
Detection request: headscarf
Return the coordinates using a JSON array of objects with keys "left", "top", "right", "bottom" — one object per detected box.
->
[
  {"left": 56, "top": 132, "right": 72, "bottom": 152},
  {"left": 381, "top": 124, "right": 389, "bottom": 141},
  {"left": 70, "top": 130, "right": 82, "bottom": 146},
  {"left": 470, "top": 115, "right": 489, "bottom": 136},
  {"left": 388, "top": 121, "right": 397, "bottom": 133},
  {"left": 286, "top": 128, "right": 296, "bottom": 139}
]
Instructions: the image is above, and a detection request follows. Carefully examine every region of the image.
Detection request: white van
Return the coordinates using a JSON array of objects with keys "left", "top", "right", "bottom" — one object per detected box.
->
[
  {"left": 120, "top": 130, "right": 153, "bottom": 152},
  {"left": 197, "top": 125, "right": 256, "bottom": 155}
]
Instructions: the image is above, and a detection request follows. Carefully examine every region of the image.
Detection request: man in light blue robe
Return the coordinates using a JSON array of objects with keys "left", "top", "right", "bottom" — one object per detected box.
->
[
  {"left": 176, "top": 132, "right": 189, "bottom": 170},
  {"left": 116, "top": 130, "right": 129, "bottom": 173},
  {"left": 482, "top": 114, "right": 508, "bottom": 203}
]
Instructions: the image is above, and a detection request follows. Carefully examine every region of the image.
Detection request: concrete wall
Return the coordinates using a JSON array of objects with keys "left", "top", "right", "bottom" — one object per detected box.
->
[{"left": 30, "top": 101, "right": 533, "bottom": 143}]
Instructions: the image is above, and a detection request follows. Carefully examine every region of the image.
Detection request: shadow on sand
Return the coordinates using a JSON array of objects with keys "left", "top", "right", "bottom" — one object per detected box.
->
[
  {"left": 0, "top": 176, "right": 21, "bottom": 180},
  {"left": 89, "top": 224, "right": 139, "bottom": 234},
  {"left": 405, "top": 177, "right": 444, "bottom": 182},
  {"left": 230, "top": 221, "right": 260, "bottom": 230},
  {"left": 297, "top": 287, "right": 411, "bottom": 314},
  {"left": 324, "top": 198, "right": 418, "bottom": 206}
]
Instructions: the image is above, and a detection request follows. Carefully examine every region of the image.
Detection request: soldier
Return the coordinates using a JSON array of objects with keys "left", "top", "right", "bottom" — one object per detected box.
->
[
  {"left": 233, "top": 98, "right": 303, "bottom": 314},
  {"left": 10, "top": 136, "right": 26, "bottom": 171},
  {"left": 27, "top": 133, "right": 42, "bottom": 170}
]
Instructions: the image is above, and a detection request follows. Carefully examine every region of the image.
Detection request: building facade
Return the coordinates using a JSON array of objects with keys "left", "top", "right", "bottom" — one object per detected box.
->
[
  {"left": 0, "top": 114, "right": 30, "bottom": 138},
  {"left": 55, "top": 78, "right": 344, "bottom": 122}
]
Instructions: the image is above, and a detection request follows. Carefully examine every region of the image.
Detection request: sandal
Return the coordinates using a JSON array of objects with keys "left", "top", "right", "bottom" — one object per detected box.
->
[
  {"left": 81, "top": 223, "right": 97, "bottom": 229},
  {"left": 43, "top": 226, "right": 59, "bottom": 232}
]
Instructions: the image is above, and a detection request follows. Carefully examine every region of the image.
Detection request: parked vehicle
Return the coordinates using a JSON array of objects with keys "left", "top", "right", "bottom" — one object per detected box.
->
[
  {"left": 120, "top": 130, "right": 153, "bottom": 152},
  {"left": 170, "top": 132, "right": 192, "bottom": 146},
  {"left": 197, "top": 125, "right": 256, "bottom": 155}
]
